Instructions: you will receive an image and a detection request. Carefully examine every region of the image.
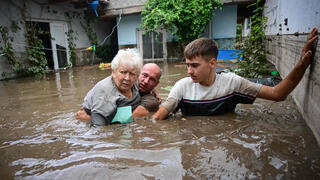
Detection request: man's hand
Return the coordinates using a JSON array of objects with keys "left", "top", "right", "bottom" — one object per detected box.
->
[{"left": 150, "top": 88, "right": 162, "bottom": 103}]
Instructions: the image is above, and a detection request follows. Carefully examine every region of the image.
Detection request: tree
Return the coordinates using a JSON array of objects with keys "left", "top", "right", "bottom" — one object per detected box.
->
[
  {"left": 141, "top": 0, "right": 223, "bottom": 44},
  {"left": 233, "top": 0, "right": 270, "bottom": 78}
]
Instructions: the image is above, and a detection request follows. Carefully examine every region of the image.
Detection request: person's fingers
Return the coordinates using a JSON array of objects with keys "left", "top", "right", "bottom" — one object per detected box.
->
[
  {"left": 308, "top": 28, "right": 318, "bottom": 40},
  {"left": 309, "top": 34, "right": 319, "bottom": 45},
  {"left": 301, "top": 50, "right": 313, "bottom": 66},
  {"left": 303, "top": 34, "right": 318, "bottom": 55}
]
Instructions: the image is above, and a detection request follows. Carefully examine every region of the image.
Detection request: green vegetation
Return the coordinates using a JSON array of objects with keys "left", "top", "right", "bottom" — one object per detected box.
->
[
  {"left": 0, "top": 21, "right": 23, "bottom": 78},
  {"left": 66, "top": 29, "right": 77, "bottom": 66},
  {"left": 141, "top": 0, "right": 223, "bottom": 44},
  {"left": 25, "top": 22, "right": 48, "bottom": 77},
  {"left": 80, "top": 16, "right": 98, "bottom": 46},
  {"left": 1, "top": 21, "right": 49, "bottom": 78},
  {"left": 96, "top": 44, "right": 118, "bottom": 63},
  {"left": 0, "top": 26, "right": 18, "bottom": 72},
  {"left": 233, "top": 0, "right": 270, "bottom": 78}
]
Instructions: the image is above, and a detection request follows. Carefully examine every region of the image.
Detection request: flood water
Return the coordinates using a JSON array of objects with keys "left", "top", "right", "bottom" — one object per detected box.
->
[{"left": 0, "top": 62, "right": 320, "bottom": 179}]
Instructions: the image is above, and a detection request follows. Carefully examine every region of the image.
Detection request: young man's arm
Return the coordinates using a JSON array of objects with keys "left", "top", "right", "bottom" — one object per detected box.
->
[
  {"left": 151, "top": 106, "right": 170, "bottom": 120},
  {"left": 257, "top": 28, "right": 318, "bottom": 101}
]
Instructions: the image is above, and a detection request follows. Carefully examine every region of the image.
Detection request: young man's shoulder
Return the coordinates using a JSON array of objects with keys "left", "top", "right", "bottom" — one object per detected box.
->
[
  {"left": 217, "top": 72, "right": 239, "bottom": 79},
  {"left": 175, "top": 76, "right": 194, "bottom": 85}
]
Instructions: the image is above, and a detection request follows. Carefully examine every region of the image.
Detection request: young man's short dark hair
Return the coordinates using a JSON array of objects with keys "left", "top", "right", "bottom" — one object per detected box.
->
[{"left": 184, "top": 37, "right": 219, "bottom": 61}]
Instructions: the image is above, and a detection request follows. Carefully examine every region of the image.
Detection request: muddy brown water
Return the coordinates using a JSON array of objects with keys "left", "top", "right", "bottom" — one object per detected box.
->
[{"left": 0, "top": 62, "right": 319, "bottom": 179}]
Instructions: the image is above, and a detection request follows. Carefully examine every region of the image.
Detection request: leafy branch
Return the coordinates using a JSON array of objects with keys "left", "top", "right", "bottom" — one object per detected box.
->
[
  {"left": 233, "top": 0, "right": 270, "bottom": 78},
  {"left": 141, "top": 0, "right": 223, "bottom": 44}
]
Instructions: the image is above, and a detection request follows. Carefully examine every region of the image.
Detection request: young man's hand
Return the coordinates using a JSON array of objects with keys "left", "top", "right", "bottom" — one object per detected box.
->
[
  {"left": 257, "top": 27, "right": 318, "bottom": 102},
  {"left": 301, "top": 28, "right": 318, "bottom": 66}
]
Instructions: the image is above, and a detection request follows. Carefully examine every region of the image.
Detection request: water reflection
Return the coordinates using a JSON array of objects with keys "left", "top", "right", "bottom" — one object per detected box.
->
[{"left": 0, "top": 63, "right": 320, "bottom": 179}]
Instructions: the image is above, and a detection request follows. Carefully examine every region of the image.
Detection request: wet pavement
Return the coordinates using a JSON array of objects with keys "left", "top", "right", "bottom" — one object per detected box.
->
[{"left": 0, "top": 62, "right": 319, "bottom": 179}]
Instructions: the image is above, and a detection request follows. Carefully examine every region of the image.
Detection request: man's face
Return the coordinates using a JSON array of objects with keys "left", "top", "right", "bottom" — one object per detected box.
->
[
  {"left": 186, "top": 56, "right": 216, "bottom": 86},
  {"left": 138, "top": 65, "right": 160, "bottom": 93},
  {"left": 112, "top": 65, "right": 139, "bottom": 93}
]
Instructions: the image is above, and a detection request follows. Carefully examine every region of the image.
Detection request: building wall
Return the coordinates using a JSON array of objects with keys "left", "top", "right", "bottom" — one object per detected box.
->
[
  {"left": 264, "top": 0, "right": 320, "bottom": 35},
  {"left": 117, "top": 14, "right": 142, "bottom": 46},
  {"left": 211, "top": 4, "right": 238, "bottom": 49},
  {"left": 0, "top": 0, "right": 114, "bottom": 77},
  {"left": 264, "top": 0, "right": 320, "bottom": 144},
  {"left": 116, "top": 14, "right": 177, "bottom": 46}
]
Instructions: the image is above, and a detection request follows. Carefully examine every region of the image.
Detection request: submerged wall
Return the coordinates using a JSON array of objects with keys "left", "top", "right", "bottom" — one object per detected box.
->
[{"left": 264, "top": 0, "right": 320, "bottom": 144}]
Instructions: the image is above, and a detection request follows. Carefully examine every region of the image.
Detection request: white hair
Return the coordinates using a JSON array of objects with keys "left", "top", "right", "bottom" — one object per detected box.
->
[{"left": 111, "top": 48, "right": 143, "bottom": 73}]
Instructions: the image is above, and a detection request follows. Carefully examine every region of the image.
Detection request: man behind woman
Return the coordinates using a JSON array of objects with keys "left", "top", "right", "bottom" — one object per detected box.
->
[{"left": 76, "top": 49, "right": 162, "bottom": 126}]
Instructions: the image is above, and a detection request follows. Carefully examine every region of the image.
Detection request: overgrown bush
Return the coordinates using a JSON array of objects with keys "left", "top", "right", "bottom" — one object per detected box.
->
[
  {"left": 233, "top": 0, "right": 270, "bottom": 78},
  {"left": 25, "top": 22, "right": 47, "bottom": 77}
]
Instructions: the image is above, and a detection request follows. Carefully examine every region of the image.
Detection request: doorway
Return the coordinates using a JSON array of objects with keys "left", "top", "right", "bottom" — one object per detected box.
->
[
  {"left": 50, "top": 22, "right": 70, "bottom": 69},
  {"left": 26, "top": 21, "right": 54, "bottom": 69},
  {"left": 137, "top": 28, "right": 167, "bottom": 62},
  {"left": 26, "top": 21, "right": 71, "bottom": 70}
]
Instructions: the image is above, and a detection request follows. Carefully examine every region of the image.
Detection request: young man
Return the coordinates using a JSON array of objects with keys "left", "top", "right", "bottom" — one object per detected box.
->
[
  {"left": 152, "top": 28, "right": 318, "bottom": 120},
  {"left": 76, "top": 63, "right": 162, "bottom": 121}
]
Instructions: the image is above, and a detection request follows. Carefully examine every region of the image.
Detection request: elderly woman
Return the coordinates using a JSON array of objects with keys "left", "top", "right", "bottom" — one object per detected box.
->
[{"left": 76, "top": 48, "right": 143, "bottom": 126}]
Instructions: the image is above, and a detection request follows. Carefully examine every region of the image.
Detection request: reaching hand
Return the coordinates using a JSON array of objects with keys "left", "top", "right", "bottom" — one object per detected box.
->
[{"left": 301, "top": 28, "right": 318, "bottom": 66}]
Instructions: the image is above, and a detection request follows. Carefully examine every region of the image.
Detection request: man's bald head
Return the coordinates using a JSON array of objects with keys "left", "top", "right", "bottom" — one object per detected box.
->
[{"left": 138, "top": 63, "right": 161, "bottom": 93}]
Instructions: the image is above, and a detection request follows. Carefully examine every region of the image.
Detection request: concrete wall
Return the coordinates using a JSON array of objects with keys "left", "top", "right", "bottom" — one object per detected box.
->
[
  {"left": 101, "top": 0, "right": 147, "bottom": 17},
  {"left": 212, "top": 5, "right": 238, "bottom": 49},
  {"left": 264, "top": 0, "right": 320, "bottom": 144}
]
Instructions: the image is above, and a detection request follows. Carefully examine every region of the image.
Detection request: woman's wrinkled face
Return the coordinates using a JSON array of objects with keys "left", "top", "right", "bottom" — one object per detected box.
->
[{"left": 112, "top": 65, "right": 139, "bottom": 94}]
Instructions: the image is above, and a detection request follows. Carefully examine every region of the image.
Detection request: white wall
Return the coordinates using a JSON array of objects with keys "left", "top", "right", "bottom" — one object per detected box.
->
[
  {"left": 117, "top": 14, "right": 142, "bottom": 45},
  {"left": 264, "top": 0, "right": 320, "bottom": 35}
]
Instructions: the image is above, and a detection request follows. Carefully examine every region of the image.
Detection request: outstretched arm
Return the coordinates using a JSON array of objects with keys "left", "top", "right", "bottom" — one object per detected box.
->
[
  {"left": 151, "top": 106, "right": 170, "bottom": 120},
  {"left": 257, "top": 28, "right": 318, "bottom": 101}
]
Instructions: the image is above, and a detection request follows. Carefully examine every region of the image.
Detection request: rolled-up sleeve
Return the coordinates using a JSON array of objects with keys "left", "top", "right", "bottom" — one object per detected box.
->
[{"left": 161, "top": 97, "right": 179, "bottom": 113}]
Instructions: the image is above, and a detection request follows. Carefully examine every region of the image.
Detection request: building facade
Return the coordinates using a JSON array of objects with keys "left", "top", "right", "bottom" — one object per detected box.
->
[{"left": 0, "top": 0, "right": 115, "bottom": 79}]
